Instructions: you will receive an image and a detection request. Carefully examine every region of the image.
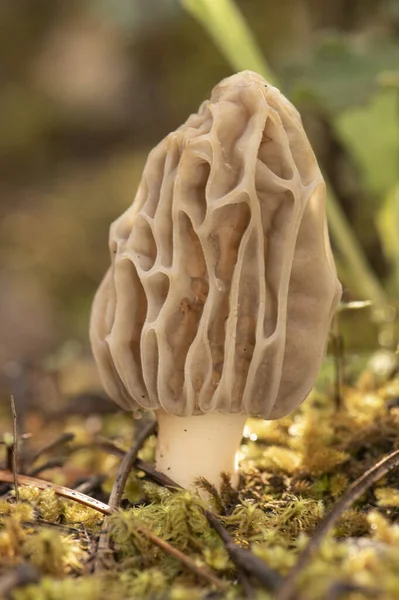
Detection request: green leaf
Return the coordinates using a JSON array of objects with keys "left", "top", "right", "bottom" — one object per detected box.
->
[
  {"left": 336, "top": 88, "right": 399, "bottom": 198},
  {"left": 180, "top": 0, "right": 390, "bottom": 314},
  {"left": 181, "top": 0, "right": 276, "bottom": 84},
  {"left": 283, "top": 34, "right": 399, "bottom": 112}
]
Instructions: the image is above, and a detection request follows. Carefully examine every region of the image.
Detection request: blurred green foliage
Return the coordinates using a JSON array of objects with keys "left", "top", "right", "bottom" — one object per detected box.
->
[
  {"left": 337, "top": 88, "right": 398, "bottom": 199},
  {"left": 0, "top": 0, "right": 398, "bottom": 367},
  {"left": 182, "top": 0, "right": 399, "bottom": 346}
]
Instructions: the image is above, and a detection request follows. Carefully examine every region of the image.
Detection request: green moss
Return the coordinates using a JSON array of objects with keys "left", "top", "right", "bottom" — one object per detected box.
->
[
  {"left": 22, "top": 529, "right": 84, "bottom": 576},
  {"left": 4, "top": 367, "right": 399, "bottom": 599}
]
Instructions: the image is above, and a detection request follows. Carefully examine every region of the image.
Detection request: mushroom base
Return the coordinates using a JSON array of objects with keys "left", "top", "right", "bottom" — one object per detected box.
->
[{"left": 155, "top": 410, "right": 247, "bottom": 493}]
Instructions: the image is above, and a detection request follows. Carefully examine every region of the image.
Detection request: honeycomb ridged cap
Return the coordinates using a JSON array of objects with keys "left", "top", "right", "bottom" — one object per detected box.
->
[{"left": 90, "top": 70, "right": 342, "bottom": 419}]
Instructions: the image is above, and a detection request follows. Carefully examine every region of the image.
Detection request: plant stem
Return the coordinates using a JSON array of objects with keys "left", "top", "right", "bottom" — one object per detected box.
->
[
  {"left": 275, "top": 447, "right": 399, "bottom": 600},
  {"left": 182, "top": 0, "right": 275, "bottom": 84}
]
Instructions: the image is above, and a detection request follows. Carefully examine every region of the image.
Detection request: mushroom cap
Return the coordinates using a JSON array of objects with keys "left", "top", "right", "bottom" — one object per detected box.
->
[{"left": 90, "top": 70, "right": 342, "bottom": 419}]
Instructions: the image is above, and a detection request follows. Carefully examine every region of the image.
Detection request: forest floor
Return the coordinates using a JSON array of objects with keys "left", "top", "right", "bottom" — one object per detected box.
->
[{"left": 1, "top": 347, "right": 399, "bottom": 600}]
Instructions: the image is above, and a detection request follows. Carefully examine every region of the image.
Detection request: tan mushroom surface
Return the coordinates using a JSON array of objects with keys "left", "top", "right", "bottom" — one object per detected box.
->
[{"left": 90, "top": 70, "right": 342, "bottom": 489}]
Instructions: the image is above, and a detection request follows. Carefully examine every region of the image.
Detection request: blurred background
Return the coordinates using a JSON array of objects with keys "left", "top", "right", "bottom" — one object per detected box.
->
[{"left": 0, "top": 0, "right": 398, "bottom": 410}]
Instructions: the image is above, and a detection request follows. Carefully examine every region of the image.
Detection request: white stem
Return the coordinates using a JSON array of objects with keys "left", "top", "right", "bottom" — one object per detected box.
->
[{"left": 155, "top": 410, "right": 247, "bottom": 493}]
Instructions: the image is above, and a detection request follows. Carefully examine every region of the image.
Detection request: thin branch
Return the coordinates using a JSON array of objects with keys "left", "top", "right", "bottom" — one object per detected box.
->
[
  {"left": 205, "top": 510, "right": 281, "bottom": 591},
  {"left": 29, "top": 432, "right": 75, "bottom": 467},
  {"left": 135, "top": 457, "right": 179, "bottom": 488},
  {"left": 94, "top": 419, "right": 157, "bottom": 572},
  {"left": 325, "top": 581, "right": 381, "bottom": 600},
  {"left": 0, "top": 466, "right": 226, "bottom": 590},
  {"left": 74, "top": 474, "right": 106, "bottom": 495},
  {"left": 10, "top": 396, "right": 19, "bottom": 502},
  {"left": 93, "top": 439, "right": 125, "bottom": 458},
  {"left": 35, "top": 518, "right": 87, "bottom": 534},
  {"left": 95, "top": 418, "right": 227, "bottom": 589},
  {"left": 0, "top": 421, "right": 228, "bottom": 592},
  {"left": 276, "top": 448, "right": 399, "bottom": 600},
  {"left": 236, "top": 569, "right": 254, "bottom": 598},
  {"left": 0, "top": 470, "right": 113, "bottom": 515},
  {"left": 0, "top": 564, "right": 40, "bottom": 597},
  {"left": 134, "top": 521, "right": 227, "bottom": 590},
  {"left": 110, "top": 421, "right": 157, "bottom": 510},
  {"left": 29, "top": 459, "right": 65, "bottom": 477},
  {"left": 135, "top": 458, "right": 281, "bottom": 594}
]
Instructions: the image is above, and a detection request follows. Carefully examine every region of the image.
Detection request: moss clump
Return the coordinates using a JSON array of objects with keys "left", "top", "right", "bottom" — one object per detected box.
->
[{"left": 3, "top": 356, "right": 399, "bottom": 599}]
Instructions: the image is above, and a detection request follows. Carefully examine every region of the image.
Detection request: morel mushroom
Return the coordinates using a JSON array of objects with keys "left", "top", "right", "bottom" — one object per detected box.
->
[{"left": 90, "top": 71, "right": 342, "bottom": 491}]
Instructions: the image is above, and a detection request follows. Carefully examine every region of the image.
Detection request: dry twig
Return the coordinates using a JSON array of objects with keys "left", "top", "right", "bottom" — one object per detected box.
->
[
  {"left": 134, "top": 523, "right": 228, "bottom": 590},
  {"left": 28, "top": 432, "right": 75, "bottom": 468},
  {"left": 94, "top": 422, "right": 227, "bottom": 589},
  {"left": 0, "top": 466, "right": 227, "bottom": 591},
  {"left": 0, "top": 564, "right": 40, "bottom": 597},
  {"left": 95, "top": 419, "right": 156, "bottom": 571},
  {"left": 205, "top": 510, "right": 281, "bottom": 592},
  {"left": 10, "top": 396, "right": 19, "bottom": 502},
  {"left": 0, "top": 469, "right": 113, "bottom": 514},
  {"left": 135, "top": 458, "right": 281, "bottom": 595},
  {"left": 276, "top": 448, "right": 399, "bottom": 600},
  {"left": 109, "top": 421, "right": 157, "bottom": 509},
  {"left": 29, "top": 459, "right": 65, "bottom": 477},
  {"left": 325, "top": 581, "right": 381, "bottom": 600},
  {"left": 74, "top": 474, "right": 106, "bottom": 495}
]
